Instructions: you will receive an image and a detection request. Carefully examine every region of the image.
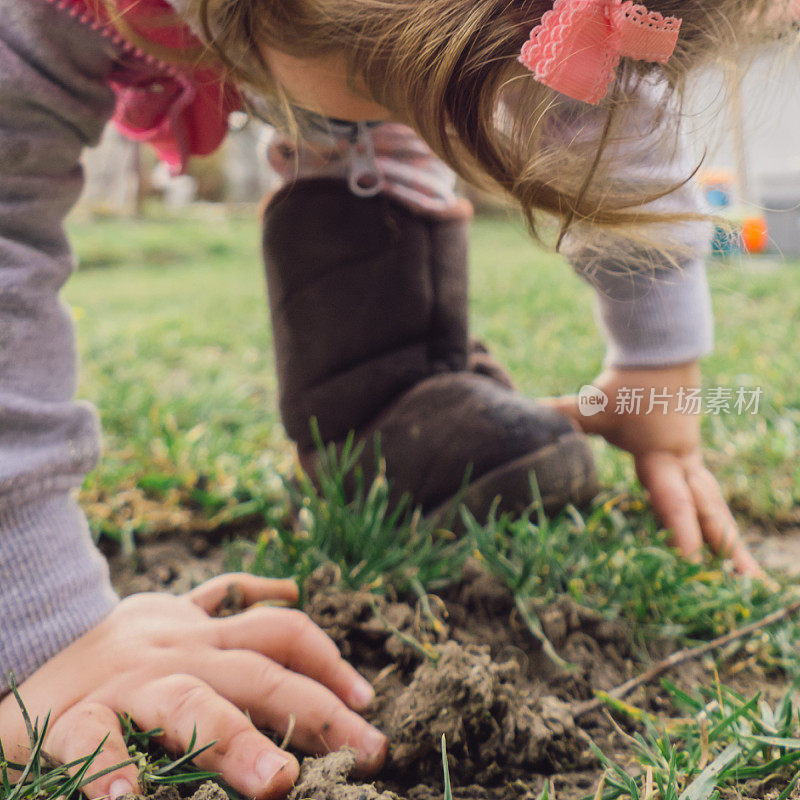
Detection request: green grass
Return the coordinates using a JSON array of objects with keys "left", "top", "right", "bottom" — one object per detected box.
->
[
  {"left": 589, "top": 679, "right": 800, "bottom": 800},
  {"left": 466, "top": 497, "right": 782, "bottom": 646},
  {"left": 9, "top": 202, "right": 798, "bottom": 800},
  {"left": 225, "top": 428, "right": 468, "bottom": 599},
  {"left": 227, "top": 440, "right": 800, "bottom": 676},
  {"left": 64, "top": 199, "right": 800, "bottom": 656},
  {"left": 66, "top": 207, "right": 292, "bottom": 542},
  {"left": 63, "top": 204, "right": 800, "bottom": 663},
  {"left": 65, "top": 208, "right": 800, "bottom": 536}
]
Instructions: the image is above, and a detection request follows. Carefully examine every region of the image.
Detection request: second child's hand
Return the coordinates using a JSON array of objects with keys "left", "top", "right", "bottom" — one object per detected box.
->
[{"left": 545, "top": 361, "right": 763, "bottom": 577}]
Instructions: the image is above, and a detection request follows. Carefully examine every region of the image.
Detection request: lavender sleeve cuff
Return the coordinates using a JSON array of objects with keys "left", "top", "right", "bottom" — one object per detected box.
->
[
  {"left": 559, "top": 82, "right": 715, "bottom": 369},
  {"left": 0, "top": 494, "right": 118, "bottom": 692},
  {"left": 576, "top": 236, "right": 714, "bottom": 369},
  {"left": 0, "top": 0, "right": 119, "bottom": 692}
]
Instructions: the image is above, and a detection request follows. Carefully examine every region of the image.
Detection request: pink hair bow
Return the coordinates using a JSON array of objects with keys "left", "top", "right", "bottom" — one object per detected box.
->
[{"left": 519, "top": 0, "right": 682, "bottom": 104}]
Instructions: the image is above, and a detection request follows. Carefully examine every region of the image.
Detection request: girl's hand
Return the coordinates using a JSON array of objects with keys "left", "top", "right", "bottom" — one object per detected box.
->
[
  {"left": 546, "top": 362, "right": 763, "bottom": 576},
  {"left": 0, "top": 574, "right": 387, "bottom": 800}
]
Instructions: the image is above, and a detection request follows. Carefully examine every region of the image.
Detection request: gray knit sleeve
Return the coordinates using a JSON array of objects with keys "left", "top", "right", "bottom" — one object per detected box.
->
[
  {"left": 0, "top": 0, "right": 119, "bottom": 692},
  {"left": 560, "top": 83, "right": 714, "bottom": 369}
]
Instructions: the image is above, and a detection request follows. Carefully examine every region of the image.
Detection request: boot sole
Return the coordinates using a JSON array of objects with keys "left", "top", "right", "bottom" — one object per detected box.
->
[{"left": 427, "top": 430, "right": 598, "bottom": 526}]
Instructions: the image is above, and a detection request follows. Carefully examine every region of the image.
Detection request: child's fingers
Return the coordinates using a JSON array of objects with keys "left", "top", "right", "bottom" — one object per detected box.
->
[
  {"left": 686, "top": 462, "right": 764, "bottom": 577},
  {"left": 638, "top": 451, "right": 766, "bottom": 578},
  {"left": 123, "top": 674, "right": 299, "bottom": 799},
  {"left": 729, "top": 544, "right": 768, "bottom": 580},
  {"left": 45, "top": 701, "right": 139, "bottom": 800},
  {"left": 194, "top": 648, "right": 387, "bottom": 773},
  {"left": 212, "top": 606, "right": 375, "bottom": 709},
  {"left": 186, "top": 574, "right": 299, "bottom": 614},
  {"left": 635, "top": 451, "right": 705, "bottom": 563}
]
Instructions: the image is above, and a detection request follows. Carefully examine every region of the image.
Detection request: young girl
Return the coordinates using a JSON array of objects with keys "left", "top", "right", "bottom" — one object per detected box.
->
[{"left": 0, "top": 0, "right": 780, "bottom": 797}]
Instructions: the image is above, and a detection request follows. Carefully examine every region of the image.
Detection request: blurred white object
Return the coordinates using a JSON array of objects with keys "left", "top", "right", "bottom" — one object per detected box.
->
[
  {"left": 79, "top": 125, "right": 139, "bottom": 216},
  {"left": 223, "top": 115, "right": 277, "bottom": 202},
  {"left": 151, "top": 161, "right": 198, "bottom": 207},
  {"left": 684, "top": 44, "right": 800, "bottom": 205}
]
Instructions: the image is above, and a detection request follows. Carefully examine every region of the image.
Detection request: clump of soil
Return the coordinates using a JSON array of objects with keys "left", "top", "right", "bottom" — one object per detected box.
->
[
  {"left": 288, "top": 749, "right": 398, "bottom": 800},
  {"left": 379, "top": 640, "right": 589, "bottom": 783},
  {"left": 299, "top": 563, "right": 629, "bottom": 798}
]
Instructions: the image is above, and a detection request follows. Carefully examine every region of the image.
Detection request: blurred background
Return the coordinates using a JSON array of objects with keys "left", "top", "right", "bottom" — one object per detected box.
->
[
  {"left": 76, "top": 45, "right": 800, "bottom": 257},
  {"left": 65, "top": 50, "right": 800, "bottom": 561}
]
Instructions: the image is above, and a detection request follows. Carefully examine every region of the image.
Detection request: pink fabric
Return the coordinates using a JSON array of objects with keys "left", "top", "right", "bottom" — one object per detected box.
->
[
  {"left": 266, "top": 123, "right": 473, "bottom": 220},
  {"left": 46, "top": 0, "right": 240, "bottom": 174},
  {"left": 519, "top": 0, "right": 681, "bottom": 104}
]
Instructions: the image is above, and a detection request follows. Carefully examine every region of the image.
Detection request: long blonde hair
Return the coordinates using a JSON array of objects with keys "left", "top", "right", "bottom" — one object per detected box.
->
[{"left": 106, "top": 0, "right": 790, "bottom": 241}]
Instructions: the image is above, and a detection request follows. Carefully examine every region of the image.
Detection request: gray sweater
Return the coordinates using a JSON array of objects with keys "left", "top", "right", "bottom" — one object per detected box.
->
[{"left": 0, "top": 0, "right": 713, "bottom": 692}]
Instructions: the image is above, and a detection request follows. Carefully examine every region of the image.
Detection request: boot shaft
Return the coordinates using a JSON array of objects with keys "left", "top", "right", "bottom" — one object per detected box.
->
[{"left": 262, "top": 178, "right": 470, "bottom": 450}]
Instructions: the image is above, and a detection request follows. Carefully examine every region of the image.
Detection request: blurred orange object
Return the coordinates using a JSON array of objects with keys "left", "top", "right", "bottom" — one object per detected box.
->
[{"left": 741, "top": 216, "right": 769, "bottom": 254}]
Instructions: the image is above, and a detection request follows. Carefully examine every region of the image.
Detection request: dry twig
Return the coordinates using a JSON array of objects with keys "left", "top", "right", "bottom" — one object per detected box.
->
[{"left": 574, "top": 597, "right": 800, "bottom": 719}]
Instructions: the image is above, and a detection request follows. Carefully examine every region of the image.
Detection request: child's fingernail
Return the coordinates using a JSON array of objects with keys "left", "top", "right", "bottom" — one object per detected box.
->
[
  {"left": 360, "top": 726, "right": 388, "bottom": 764},
  {"left": 350, "top": 677, "right": 375, "bottom": 708},
  {"left": 109, "top": 778, "right": 135, "bottom": 800},
  {"left": 257, "top": 751, "right": 289, "bottom": 786}
]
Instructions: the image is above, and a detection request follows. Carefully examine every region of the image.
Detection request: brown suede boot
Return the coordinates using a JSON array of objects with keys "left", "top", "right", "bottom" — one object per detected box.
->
[{"left": 262, "top": 178, "right": 598, "bottom": 521}]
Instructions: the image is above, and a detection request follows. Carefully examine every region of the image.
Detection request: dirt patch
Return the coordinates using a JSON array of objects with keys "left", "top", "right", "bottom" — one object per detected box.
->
[
  {"left": 297, "top": 564, "right": 633, "bottom": 800},
  {"left": 106, "top": 532, "right": 230, "bottom": 596},
  {"left": 120, "top": 782, "right": 229, "bottom": 800},
  {"left": 748, "top": 529, "right": 800, "bottom": 578},
  {"left": 106, "top": 536, "right": 794, "bottom": 800}
]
